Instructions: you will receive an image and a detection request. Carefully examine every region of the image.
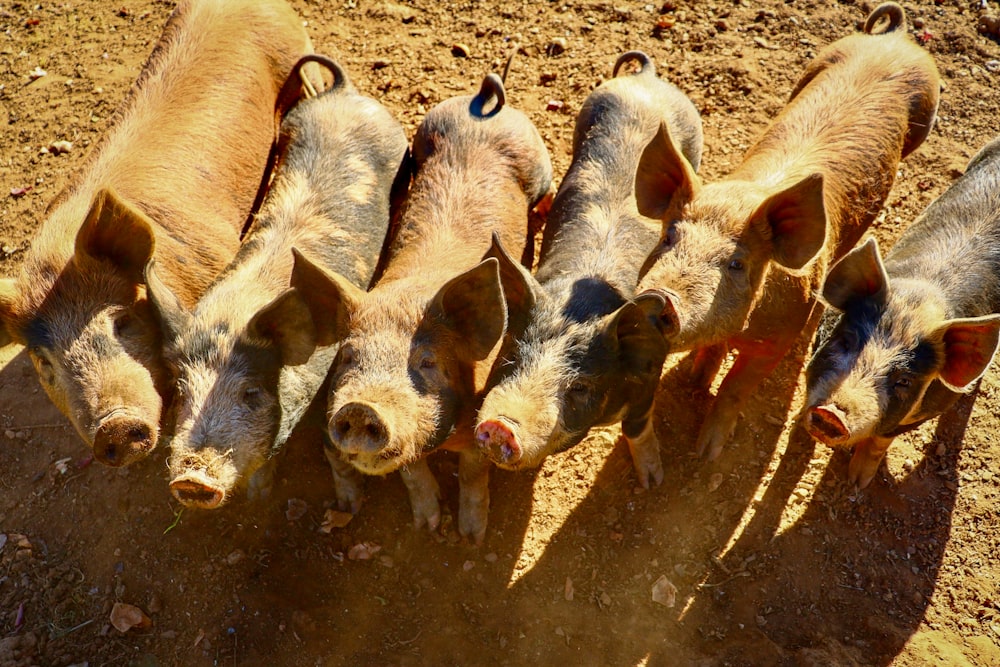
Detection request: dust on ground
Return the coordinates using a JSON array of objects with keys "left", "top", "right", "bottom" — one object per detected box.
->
[{"left": 0, "top": 0, "right": 999, "bottom": 665}]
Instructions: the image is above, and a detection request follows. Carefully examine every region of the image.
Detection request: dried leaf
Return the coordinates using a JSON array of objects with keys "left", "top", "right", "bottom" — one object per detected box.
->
[
  {"left": 110, "top": 602, "right": 152, "bottom": 633},
  {"left": 347, "top": 542, "right": 381, "bottom": 560},
  {"left": 318, "top": 509, "right": 353, "bottom": 533}
]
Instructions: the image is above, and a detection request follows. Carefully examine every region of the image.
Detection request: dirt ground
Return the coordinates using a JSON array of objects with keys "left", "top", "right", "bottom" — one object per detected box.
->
[{"left": 1, "top": 0, "right": 999, "bottom": 665}]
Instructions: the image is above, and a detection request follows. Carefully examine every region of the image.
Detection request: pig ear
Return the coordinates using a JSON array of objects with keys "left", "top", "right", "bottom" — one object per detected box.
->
[
  {"left": 288, "top": 248, "right": 363, "bottom": 347},
  {"left": 144, "top": 260, "right": 192, "bottom": 343},
  {"left": 935, "top": 315, "right": 1000, "bottom": 392},
  {"left": 606, "top": 292, "right": 669, "bottom": 378},
  {"left": 247, "top": 288, "right": 317, "bottom": 366},
  {"left": 821, "top": 238, "right": 888, "bottom": 311},
  {"left": 430, "top": 258, "right": 506, "bottom": 361},
  {"left": 75, "top": 189, "right": 156, "bottom": 283},
  {"left": 0, "top": 278, "right": 17, "bottom": 347},
  {"left": 634, "top": 120, "right": 699, "bottom": 220},
  {"left": 483, "top": 232, "right": 541, "bottom": 338},
  {"left": 751, "top": 173, "right": 827, "bottom": 272}
]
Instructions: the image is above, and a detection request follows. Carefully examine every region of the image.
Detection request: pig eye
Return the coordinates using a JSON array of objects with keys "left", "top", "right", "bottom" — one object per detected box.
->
[
  {"left": 31, "top": 347, "right": 52, "bottom": 371},
  {"left": 567, "top": 380, "right": 590, "bottom": 397},
  {"left": 728, "top": 258, "right": 745, "bottom": 272},
  {"left": 338, "top": 345, "right": 357, "bottom": 368},
  {"left": 419, "top": 355, "right": 437, "bottom": 371},
  {"left": 243, "top": 386, "right": 262, "bottom": 408},
  {"left": 113, "top": 312, "right": 134, "bottom": 336},
  {"left": 661, "top": 225, "right": 679, "bottom": 250},
  {"left": 894, "top": 377, "right": 911, "bottom": 389}
]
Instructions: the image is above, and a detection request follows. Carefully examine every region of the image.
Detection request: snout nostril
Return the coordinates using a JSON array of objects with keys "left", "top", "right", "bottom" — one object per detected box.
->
[
  {"left": 336, "top": 419, "right": 351, "bottom": 437},
  {"left": 365, "top": 424, "right": 382, "bottom": 439}
]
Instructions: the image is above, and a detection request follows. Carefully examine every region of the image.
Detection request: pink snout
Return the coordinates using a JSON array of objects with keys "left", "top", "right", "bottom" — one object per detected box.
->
[
  {"left": 93, "top": 416, "right": 155, "bottom": 467},
  {"left": 476, "top": 419, "right": 522, "bottom": 465},
  {"left": 805, "top": 405, "right": 851, "bottom": 446}
]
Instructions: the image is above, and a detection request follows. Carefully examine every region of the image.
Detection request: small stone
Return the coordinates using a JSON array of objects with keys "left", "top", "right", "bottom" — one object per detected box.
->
[
  {"left": 451, "top": 43, "right": 470, "bottom": 58},
  {"left": 148, "top": 594, "right": 162, "bottom": 614},
  {"left": 463, "top": 560, "right": 475, "bottom": 572},
  {"left": 28, "top": 67, "right": 46, "bottom": 80},
  {"left": 985, "top": 60, "right": 1000, "bottom": 74},
  {"left": 708, "top": 472, "right": 724, "bottom": 492},
  {"left": 48, "top": 140, "right": 73, "bottom": 155},
  {"left": 546, "top": 99, "right": 564, "bottom": 111},
  {"left": 285, "top": 498, "right": 308, "bottom": 522},
  {"left": 651, "top": 575, "right": 677, "bottom": 607},
  {"left": 379, "top": 555, "right": 394, "bottom": 568},
  {"left": 4, "top": 430, "right": 14, "bottom": 439},
  {"left": 372, "top": 59, "right": 391, "bottom": 70},
  {"left": 225, "top": 550, "right": 245, "bottom": 566},
  {"left": 484, "top": 552, "right": 498, "bottom": 563},
  {"left": 539, "top": 72, "right": 558, "bottom": 84},
  {"left": 546, "top": 37, "right": 567, "bottom": 56},
  {"left": 347, "top": 542, "right": 381, "bottom": 560}
]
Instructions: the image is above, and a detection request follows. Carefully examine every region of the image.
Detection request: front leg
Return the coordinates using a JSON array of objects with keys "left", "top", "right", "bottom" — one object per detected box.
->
[
  {"left": 696, "top": 343, "right": 787, "bottom": 461},
  {"left": 399, "top": 457, "right": 442, "bottom": 532},
  {"left": 623, "top": 407, "right": 663, "bottom": 489},
  {"left": 457, "top": 447, "right": 490, "bottom": 545},
  {"left": 690, "top": 343, "right": 728, "bottom": 392},
  {"left": 848, "top": 435, "right": 894, "bottom": 489},
  {"left": 323, "top": 437, "right": 365, "bottom": 514}
]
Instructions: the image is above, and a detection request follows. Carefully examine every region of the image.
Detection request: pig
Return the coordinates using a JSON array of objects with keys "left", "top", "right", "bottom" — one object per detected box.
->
[
  {"left": 0, "top": 0, "right": 313, "bottom": 467},
  {"left": 289, "top": 71, "right": 553, "bottom": 543},
  {"left": 473, "top": 51, "right": 702, "bottom": 488},
  {"left": 633, "top": 2, "right": 941, "bottom": 460},
  {"left": 803, "top": 137, "right": 1000, "bottom": 488},
  {"left": 144, "top": 55, "right": 410, "bottom": 508}
]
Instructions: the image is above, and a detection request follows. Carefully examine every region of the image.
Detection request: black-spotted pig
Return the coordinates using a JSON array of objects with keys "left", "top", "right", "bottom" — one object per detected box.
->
[
  {"left": 634, "top": 2, "right": 940, "bottom": 460},
  {"left": 804, "top": 137, "right": 1000, "bottom": 488},
  {"left": 146, "top": 56, "right": 409, "bottom": 508},
  {"left": 474, "top": 51, "right": 702, "bottom": 488}
]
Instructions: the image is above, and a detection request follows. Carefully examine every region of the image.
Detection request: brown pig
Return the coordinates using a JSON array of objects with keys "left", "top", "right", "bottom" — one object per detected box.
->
[
  {"left": 474, "top": 51, "right": 702, "bottom": 488},
  {"left": 290, "top": 71, "right": 553, "bottom": 543},
  {"left": 145, "top": 56, "right": 409, "bottom": 508},
  {"left": 0, "top": 0, "right": 313, "bottom": 467},
  {"left": 804, "top": 136, "right": 1000, "bottom": 488},
  {"left": 634, "top": 2, "right": 940, "bottom": 460}
]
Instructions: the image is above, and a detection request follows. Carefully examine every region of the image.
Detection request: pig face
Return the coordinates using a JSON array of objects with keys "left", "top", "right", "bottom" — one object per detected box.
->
[
  {"left": 147, "top": 265, "right": 316, "bottom": 508},
  {"left": 475, "top": 241, "right": 667, "bottom": 469},
  {"left": 290, "top": 251, "right": 507, "bottom": 476},
  {"left": 804, "top": 239, "right": 1000, "bottom": 446},
  {"left": 0, "top": 190, "right": 168, "bottom": 466},
  {"left": 634, "top": 121, "right": 828, "bottom": 349}
]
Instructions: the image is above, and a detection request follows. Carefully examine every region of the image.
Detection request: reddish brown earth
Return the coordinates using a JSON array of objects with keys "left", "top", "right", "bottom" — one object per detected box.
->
[{"left": 1, "top": 1, "right": 999, "bottom": 665}]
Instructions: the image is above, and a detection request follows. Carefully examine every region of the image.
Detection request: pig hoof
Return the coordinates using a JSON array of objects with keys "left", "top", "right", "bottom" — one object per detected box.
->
[
  {"left": 459, "top": 509, "right": 487, "bottom": 546},
  {"left": 412, "top": 505, "right": 442, "bottom": 533},
  {"left": 634, "top": 457, "right": 664, "bottom": 489}
]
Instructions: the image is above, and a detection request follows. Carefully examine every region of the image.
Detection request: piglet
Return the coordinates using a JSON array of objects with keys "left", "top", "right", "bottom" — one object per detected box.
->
[
  {"left": 635, "top": 2, "right": 940, "bottom": 460},
  {"left": 804, "top": 137, "right": 1000, "bottom": 488}
]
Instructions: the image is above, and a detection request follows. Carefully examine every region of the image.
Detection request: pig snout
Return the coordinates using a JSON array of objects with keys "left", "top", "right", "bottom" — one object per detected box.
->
[
  {"left": 475, "top": 418, "right": 522, "bottom": 466},
  {"left": 805, "top": 405, "right": 851, "bottom": 446},
  {"left": 330, "top": 402, "right": 391, "bottom": 455},
  {"left": 638, "top": 288, "right": 681, "bottom": 338},
  {"left": 92, "top": 414, "right": 156, "bottom": 467},
  {"left": 169, "top": 474, "right": 227, "bottom": 509}
]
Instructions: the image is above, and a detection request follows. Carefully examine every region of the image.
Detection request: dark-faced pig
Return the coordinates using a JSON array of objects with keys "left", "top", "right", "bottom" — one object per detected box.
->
[
  {"left": 290, "top": 71, "right": 552, "bottom": 543},
  {"left": 803, "top": 137, "right": 1000, "bottom": 488},
  {"left": 634, "top": 2, "right": 940, "bottom": 460},
  {"left": 474, "top": 51, "right": 702, "bottom": 488},
  {"left": 145, "top": 56, "right": 409, "bottom": 508},
  {"left": 0, "top": 0, "right": 313, "bottom": 467}
]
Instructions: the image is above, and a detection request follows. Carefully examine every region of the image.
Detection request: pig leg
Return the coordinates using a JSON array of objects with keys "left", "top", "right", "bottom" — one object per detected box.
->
[
  {"left": 458, "top": 447, "right": 491, "bottom": 545},
  {"left": 847, "top": 435, "right": 894, "bottom": 489},
  {"left": 399, "top": 457, "right": 442, "bottom": 532},
  {"left": 246, "top": 457, "right": 277, "bottom": 503},
  {"left": 690, "top": 343, "right": 728, "bottom": 392},
  {"left": 623, "top": 409, "right": 663, "bottom": 489},
  {"left": 323, "top": 439, "right": 365, "bottom": 514},
  {"left": 696, "top": 343, "right": 787, "bottom": 460}
]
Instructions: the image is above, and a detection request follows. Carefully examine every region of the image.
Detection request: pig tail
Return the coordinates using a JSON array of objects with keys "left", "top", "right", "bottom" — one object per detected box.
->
[
  {"left": 612, "top": 50, "right": 655, "bottom": 78},
  {"left": 863, "top": 2, "right": 907, "bottom": 35}
]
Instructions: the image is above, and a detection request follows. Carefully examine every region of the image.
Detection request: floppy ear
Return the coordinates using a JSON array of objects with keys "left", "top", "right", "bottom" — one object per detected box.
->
[
  {"left": 144, "top": 260, "right": 192, "bottom": 344},
  {"left": 0, "top": 278, "right": 17, "bottom": 347},
  {"left": 288, "top": 248, "right": 364, "bottom": 347},
  {"left": 936, "top": 314, "right": 1000, "bottom": 392},
  {"left": 821, "top": 238, "right": 889, "bottom": 311},
  {"left": 428, "top": 258, "right": 506, "bottom": 361},
  {"left": 750, "top": 173, "right": 827, "bottom": 272},
  {"left": 634, "top": 120, "right": 700, "bottom": 220},
  {"left": 483, "top": 232, "right": 541, "bottom": 339},
  {"left": 605, "top": 292, "right": 669, "bottom": 379},
  {"left": 75, "top": 188, "right": 156, "bottom": 283},
  {"left": 246, "top": 288, "right": 318, "bottom": 366}
]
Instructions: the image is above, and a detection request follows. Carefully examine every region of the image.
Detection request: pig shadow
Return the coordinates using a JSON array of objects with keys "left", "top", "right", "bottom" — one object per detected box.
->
[
  {"left": 634, "top": 381, "right": 978, "bottom": 665},
  {"left": 491, "top": 334, "right": 811, "bottom": 664}
]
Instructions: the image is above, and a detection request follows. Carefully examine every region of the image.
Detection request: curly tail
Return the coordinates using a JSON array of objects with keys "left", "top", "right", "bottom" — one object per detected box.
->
[
  {"left": 612, "top": 50, "right": 656, "bottom": 78},
  {"left": 864, "top": 2, "right": 907, "bottom": 35}
]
